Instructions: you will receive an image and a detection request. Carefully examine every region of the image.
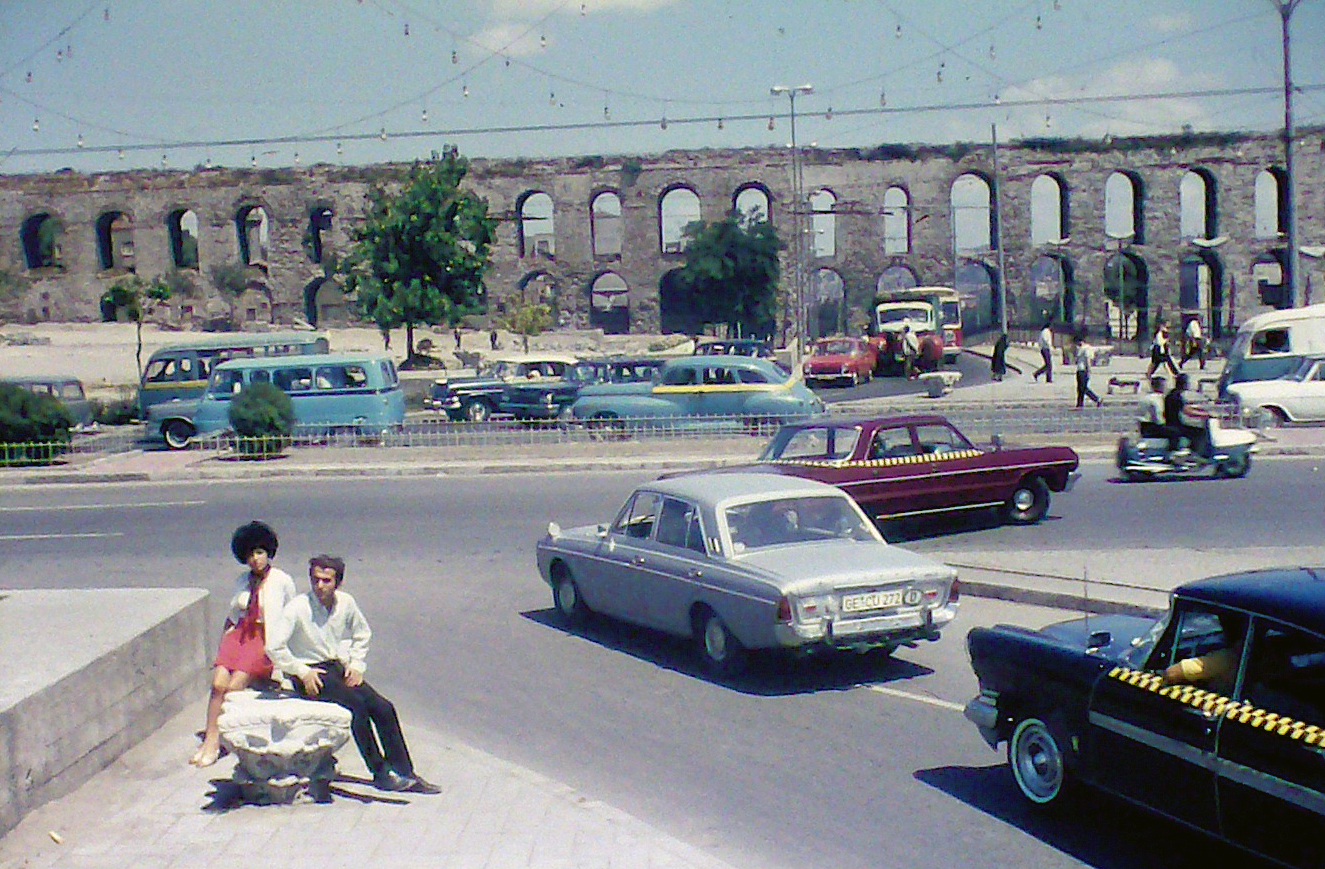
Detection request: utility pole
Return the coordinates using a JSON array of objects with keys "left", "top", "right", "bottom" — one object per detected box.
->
[
  {"left": 991, "top": 124, "right": 1009, "bottom": 334},
  {"left": 771, "top": 84, "right": 813, "bottom": 366},
  {"left": 1279, "top": 0, "right": 1301, "bottom": 307}
]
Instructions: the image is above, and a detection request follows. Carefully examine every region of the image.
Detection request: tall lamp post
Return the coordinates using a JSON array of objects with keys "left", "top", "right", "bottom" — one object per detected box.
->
[
  {"left": 1277, "top": 0, "right": 1302, "bottom": 307},
  {"left": 771, "top": 83, "right": 813, "bottom": 365},
  {"left": 1105, "top": 232, "right": 1134, "bottom": 352}
]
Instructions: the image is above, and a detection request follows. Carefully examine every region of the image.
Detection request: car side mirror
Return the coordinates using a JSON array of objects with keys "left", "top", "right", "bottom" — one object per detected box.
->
[
  {"left": 596, "top": 524, "right": 609, "bottom": 538},
  {"left": 990, "top": 433, "right": 1004, "bottom": 450},
  {"left": 1086, "top": 630, "right": 1112, "bottom": 652}
]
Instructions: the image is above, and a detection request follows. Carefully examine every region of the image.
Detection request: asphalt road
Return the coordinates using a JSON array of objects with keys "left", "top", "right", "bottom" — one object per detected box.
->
[
  {"left": 809, "top": 351, "right": 994, "bottom": 402},
  {"left": 3, "top": 460, "right": 1311, "bottom": 868}
]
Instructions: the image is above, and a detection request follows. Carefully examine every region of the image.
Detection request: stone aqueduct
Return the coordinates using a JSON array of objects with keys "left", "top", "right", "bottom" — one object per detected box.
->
[{"left": 1, "top": 127, "right": 1322, "bottom": 344}]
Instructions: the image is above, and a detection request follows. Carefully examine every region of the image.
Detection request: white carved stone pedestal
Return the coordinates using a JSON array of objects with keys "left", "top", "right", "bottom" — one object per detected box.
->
[{"left": 218, "top": 690, "right": 352, "bottom": 804}]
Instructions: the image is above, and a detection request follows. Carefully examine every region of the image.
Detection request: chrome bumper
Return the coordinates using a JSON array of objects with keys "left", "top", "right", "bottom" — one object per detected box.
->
[
  {"left": 1063, "top": 471, "right": 1082, "bottom": 492},
  {"left": 963, "top": 691, "right": 1001, "bottom": 749}
]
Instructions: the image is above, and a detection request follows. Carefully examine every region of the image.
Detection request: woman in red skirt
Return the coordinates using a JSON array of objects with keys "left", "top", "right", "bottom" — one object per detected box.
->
[{"left": 190, "top": 521, "right": 297, "bottom": 767}]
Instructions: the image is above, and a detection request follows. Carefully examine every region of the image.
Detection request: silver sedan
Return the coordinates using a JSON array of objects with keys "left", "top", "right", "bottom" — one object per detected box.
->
[{"left": 536, "top": 472, "right": 959, "bottom": 677}]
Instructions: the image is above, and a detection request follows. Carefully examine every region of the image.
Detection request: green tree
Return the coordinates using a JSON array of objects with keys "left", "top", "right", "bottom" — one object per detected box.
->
[
  {"left": 339, "top": 149, "right": 497, "bottom": 361},
  {"left": 228, "top": 381, "right": 295, "bottom": 457},
  {"left": 501, "top": 299, "right": 553, "bottom": 353},
  {"left": 101, "top": 274, "right": 172, "bottom": 379},
  {"left": 677, "top": 209, "right": 784, "bottom": 338},
  {"left": 0, "top": 383, "right": 71, "bottom": 465}
]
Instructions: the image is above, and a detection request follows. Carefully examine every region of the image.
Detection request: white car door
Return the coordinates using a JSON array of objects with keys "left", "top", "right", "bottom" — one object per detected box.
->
[{"left": 1293, "top": 360, "right": 1325, "bottom": 421}]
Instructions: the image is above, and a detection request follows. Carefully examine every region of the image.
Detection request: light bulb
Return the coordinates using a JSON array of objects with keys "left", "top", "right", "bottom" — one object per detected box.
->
[
  {"left": 77, "top": 133, "right": 84, "bottom": 148},
  {"left": 32, "top": 118, "right": 39, "bottom": 132},
  {"left": 768, "top": 116, "right": 775, "bottom": 131},
  {"left": 825, "top": 106, "right": 833, "bottom": 120},
  {"left": 717, "top": 117, "right": 724, "bottom": 130},
  {"left": 451, "top": 50, "right": 458, "bottom": 64}
]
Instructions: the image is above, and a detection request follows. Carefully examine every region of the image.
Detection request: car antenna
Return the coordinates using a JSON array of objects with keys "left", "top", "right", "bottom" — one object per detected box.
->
[{"left": 1082, "top": 564, "right": 1090, "bottom": 646}]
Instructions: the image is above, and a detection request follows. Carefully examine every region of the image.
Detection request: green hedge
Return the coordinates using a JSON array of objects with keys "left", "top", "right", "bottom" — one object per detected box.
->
[
  {"left": 0, "top": 383, "right": 72, "bottom": 465},
  {"left": 228, "top": 381, "right": 294, "bottom": 456}
]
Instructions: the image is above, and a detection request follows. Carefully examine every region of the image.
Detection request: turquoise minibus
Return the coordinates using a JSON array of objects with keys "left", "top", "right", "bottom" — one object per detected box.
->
[
  {"left": 138, "top": 332, "right": 329, "bottom": 419},
  {"left": 173, "top": 352, "right": 404, "bottom": 448}
]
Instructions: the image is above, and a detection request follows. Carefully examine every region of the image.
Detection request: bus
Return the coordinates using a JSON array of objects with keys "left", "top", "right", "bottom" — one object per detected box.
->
[
  {"left": 873, "top": 286, "right": 964, "bottom": 363},
  {"left": 137, "top": 332, "right": 329, "bottom": 419},
  {"left": 181, "top": 352, "right": 404, "bottom": 448}
]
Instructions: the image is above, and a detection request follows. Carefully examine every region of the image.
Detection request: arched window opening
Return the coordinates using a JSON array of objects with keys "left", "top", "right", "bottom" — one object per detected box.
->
[
  {"left": 882, "top": 187, "right": 910, "bottom": 254},
  {"left": 809, "top": 189, "right": 836, "bottom": 258},
  {"left": 1029, "top": 254, "right": 1074, "bottom": 324},
  {"left": 307, "top": 206, "right": 334, "bottom": 264},
  {"left": 1179, "top": 252, "right": 1224, "bottom": 336},
  {"left": 518, "top": 192, "right": 555, "bottom": 259},
  {"left": 21, "top": 213, "right": 62, "bottom": 269},
  {"left": 589, "top": 271, "right": 630, "bottom": 335},
  {"left": 1180, "top": 170, "right": 1217, "bottom": 240},
  {"left": 590, "top": 191, "right": 622, "bottom": 259},
  {"left": 236, "top": 205, "right": 269, "bottom": 266},
  {"left": 168, "top": 209, "right": 199, "bottom": 269},
  {"left": 1255, "top": 168, "right": 1287, "bottom": 239},
  {"left": 809, "top": 268, "right": 845, "bottom": 338},
  {"left": 1105, "top": 171, "right": 1145, "bottom": 243},
  {"left": 1030, "top": 174, "right": 1068, "bottom": 245},
  {"left": 733, "top": 185, "right": 770, "bottom": 224},
  {"left": 951, "top": 174, "right": 993, "bottom": 253},
  {"left": 660, "top": 187, "right": 701, "bottom": 254},
  {"left": 956, "top": 260, "right": 998, "bottom": 332},
  {"left": 876, "top": 265, "right": 918, "bottom": 293},
  {"left": 1103, "top": 252, "right": 1150, "bottom": 344},
  {"left": 96, "top": 211, "right": 134, "bottom": 271}
]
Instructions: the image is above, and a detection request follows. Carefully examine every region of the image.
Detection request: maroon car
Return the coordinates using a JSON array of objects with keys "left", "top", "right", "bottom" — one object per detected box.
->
[{"left": 709, "top": 414, "right": 1080, "bottom": 525}]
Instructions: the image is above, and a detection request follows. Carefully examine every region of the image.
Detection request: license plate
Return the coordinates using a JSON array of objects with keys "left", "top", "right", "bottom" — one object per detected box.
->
[{"left": 840, "top": 589, "right": 903, "bottom": 613}]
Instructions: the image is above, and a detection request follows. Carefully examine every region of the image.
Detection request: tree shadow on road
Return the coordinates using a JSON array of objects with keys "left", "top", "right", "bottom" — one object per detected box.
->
[{"left": 523, "top": 607, "right": 933, "bottom": 696}]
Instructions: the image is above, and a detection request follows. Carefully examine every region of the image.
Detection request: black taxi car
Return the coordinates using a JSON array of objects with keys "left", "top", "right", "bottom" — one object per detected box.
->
[{"left": 965, "top": 567, "right": 1325, "bottom": 868}]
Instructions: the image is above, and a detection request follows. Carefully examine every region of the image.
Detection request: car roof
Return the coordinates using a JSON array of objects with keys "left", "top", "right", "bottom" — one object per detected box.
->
[
  {"left": 665, "top": 355, "right": 784, "bottom": 373},
  {"left": 150, "top": 332, "right": 327, "bottom": 353},
  {"left": 781, "top": 413, "right": 953, "bottom": 430},
  {"left": 488, "top": 353, "right": 580, "bottom": 364},
  {"left": 642, "top": 472, "right": 842, "bottom": 505},
  {"left": 1, "top": 374, "right": 83, "bottom": 384},
  {"left": 213, "top": 352, "right": 388, "bottom": 369},
  {"left": 1177, "top": 567, "right": 1325, "bottom": 634}
]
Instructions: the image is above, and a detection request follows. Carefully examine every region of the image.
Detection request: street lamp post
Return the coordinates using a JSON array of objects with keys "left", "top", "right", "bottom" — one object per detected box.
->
[
  {"left": 771, "top": 83, "right": 812, "bottom": 365},
  {"left": 1105, "top": 232, "right": 1133, "bottom": 352}
]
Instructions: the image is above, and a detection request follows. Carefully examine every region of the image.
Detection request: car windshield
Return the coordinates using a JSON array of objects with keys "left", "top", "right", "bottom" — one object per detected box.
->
[
  {"left": 759, "top": 425, "right": 861, "bottom": 460},
  {"left": 723, "top": 495, "right": 880, "bottom": 552},
  {"left": 877, "top": 306, "right": 929, "bottom": 324},
  {"left": 814, "top": 340, "right": 857, "bottom": 355}
]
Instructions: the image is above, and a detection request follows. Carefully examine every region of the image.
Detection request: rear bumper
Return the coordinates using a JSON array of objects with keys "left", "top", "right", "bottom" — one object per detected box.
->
[
  {"left": 773, "top": 603, "right": 957, "bottom": 650},
  {"left": 963, "top": 691, "right": 1001, "bottom": 749}
]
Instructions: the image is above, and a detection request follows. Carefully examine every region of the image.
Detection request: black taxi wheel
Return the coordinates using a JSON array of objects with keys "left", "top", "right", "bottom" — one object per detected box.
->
[
  {"left": 1003, "top": 476, "right": 1050, "bottom": 525},
  {"left": 463, "top": 399, "right": 491, "bottom": 423},
  {"left": 1008, "top": 717, "right": 1068, "bottom": 805},
  {"left": 162, "top": 420, "right": 194, "bottom": 450}
]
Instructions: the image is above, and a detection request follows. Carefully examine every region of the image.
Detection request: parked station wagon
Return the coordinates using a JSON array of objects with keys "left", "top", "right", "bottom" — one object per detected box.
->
[
  {"left": 569, "top": 355, "right": 823, "bottom": 434},
  {"left": 537, "top": 473, "right": 958, "bottom": 676},
  {"left": 1, "top": 374, "right": 95, "bottom": 430},
  {"left": 696, "top": 414, "right": 1080, "bottom": 525},
  {"left": 965, "top": 567, "right": 1325, "bottom": 868}
]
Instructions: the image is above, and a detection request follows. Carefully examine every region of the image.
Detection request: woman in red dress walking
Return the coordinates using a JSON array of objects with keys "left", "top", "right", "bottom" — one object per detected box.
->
[{"left": 190, "top": 521, "right": 297, "bottom": 767}]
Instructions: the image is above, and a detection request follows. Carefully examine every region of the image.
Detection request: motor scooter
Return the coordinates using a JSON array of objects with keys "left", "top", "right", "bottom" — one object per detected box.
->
[{"left": 1116, "top": 417, "right": 1257, "bottom": 481}]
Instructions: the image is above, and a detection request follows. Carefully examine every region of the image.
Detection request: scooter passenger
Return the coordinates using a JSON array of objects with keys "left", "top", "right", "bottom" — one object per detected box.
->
[
  {"left": 1136, "top": 375, "right": 1168, "bottom": 440},
  {"left": 1163, "top": 373, "right": 1209, "bottom": 455}
]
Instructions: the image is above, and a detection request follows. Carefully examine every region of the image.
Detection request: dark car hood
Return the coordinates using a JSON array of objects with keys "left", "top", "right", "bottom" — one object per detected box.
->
[{"left": 1035, "top": 614, "right": 1159, "bottom": 660}]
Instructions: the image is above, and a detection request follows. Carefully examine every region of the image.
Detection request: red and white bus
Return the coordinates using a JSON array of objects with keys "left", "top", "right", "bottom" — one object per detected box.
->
[{"left": 872, "top": 286, "right": 964, "bottom": 364}]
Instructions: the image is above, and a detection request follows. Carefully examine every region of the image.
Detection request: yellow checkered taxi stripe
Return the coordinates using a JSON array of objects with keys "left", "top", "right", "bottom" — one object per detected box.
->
[
  {"left": 771, "top": 449, "right": 984, "bottom": 468},
  {"left": 1107, "top": 666, "right": 1325, "bottom": 745}
]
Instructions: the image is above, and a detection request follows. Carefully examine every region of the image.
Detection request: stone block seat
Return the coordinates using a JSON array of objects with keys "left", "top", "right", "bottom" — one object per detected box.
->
[
  {"left": 1107, "top": 376, "right": 1141, "bottom": 394},
  {"left": 218, "top": 689, "right": 351, "bottom": 804},
  {"left": 919, "top": 370, "right": 961, "bottom": 397}
]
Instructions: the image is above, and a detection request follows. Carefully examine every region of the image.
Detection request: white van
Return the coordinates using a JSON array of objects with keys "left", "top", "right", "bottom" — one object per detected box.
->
[{"left": 1218, "top": 304, "right": 1325, "bottom": 396}]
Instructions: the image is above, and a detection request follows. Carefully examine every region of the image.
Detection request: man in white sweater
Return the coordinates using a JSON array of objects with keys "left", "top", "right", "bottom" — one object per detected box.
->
[{"left": 266, "top": 554, "right": 439, "bottom": 794}]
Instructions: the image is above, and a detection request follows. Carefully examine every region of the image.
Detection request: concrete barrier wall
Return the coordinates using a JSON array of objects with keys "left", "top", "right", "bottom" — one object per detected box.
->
[{"left": 0, "top": 588, "right": 210, "bottom": 836}]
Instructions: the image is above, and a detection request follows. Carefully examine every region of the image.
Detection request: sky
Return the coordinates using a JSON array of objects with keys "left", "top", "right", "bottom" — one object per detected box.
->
[{"left": 1, "top": 0, "right": 1322, "bottom": 176}]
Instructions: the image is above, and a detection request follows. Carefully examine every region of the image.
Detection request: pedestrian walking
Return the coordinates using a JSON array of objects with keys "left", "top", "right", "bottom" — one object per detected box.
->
[
  {"left": 489, "top": 328, "right": 499, "bottom": 351},
  {"left": 1146, "top": 321, "right": 1179, "bottom": 377},
  {"left": 1180, "top": 316, "right": 1206, "bottom": 370},
  {"left": 453, "top": 327, "right": 462, "bottom": 350},
  {"left": 901, "top": 322, "right": 920, "bottom": 379},
  {"left": 266, "top": 554, "right": 441, "bottom": 795},
  {"left": 1072, "top": 333, "right": 1103, "bottom": 408},
  {"left": 1032, "top": 321, "right": 1054, "bottom": 383},
  {"left": 990, "top": 332, "right": 1009, "bottom": 381}
]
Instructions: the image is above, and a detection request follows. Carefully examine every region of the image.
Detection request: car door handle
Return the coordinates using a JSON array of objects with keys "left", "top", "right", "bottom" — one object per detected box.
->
[
  {"left": 632, "top": 555, "right": 646, "bottom": 565},
  {"left": 688, "top": 568, "right": 703, "bottom": 578}
]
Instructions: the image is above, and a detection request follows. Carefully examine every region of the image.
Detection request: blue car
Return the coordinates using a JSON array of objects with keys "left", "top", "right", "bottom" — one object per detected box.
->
[{"left": 569, "top": 355, "right": 823, "bottom": 435}]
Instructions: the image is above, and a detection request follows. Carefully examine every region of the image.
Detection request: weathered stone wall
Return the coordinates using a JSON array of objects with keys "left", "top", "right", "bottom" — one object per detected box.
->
[{"left": 1, "top": 128, "right": 1321, "bottom": 341}]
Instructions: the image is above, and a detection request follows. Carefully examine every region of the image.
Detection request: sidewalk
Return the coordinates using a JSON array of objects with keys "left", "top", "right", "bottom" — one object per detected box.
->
[{"left": 0, "top": 704, "right": 738, "bottom": 869}]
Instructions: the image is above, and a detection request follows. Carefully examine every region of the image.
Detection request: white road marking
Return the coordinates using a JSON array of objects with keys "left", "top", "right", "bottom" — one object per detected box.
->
[
  {"left": 0, "top": 532, "right": 124, "bottom": 540},
  {"left": 0, "top": 500, "right": 205, "bottom": 512},
  {"left": 866, "top": 684, "right": 964, "bottom": 712}
]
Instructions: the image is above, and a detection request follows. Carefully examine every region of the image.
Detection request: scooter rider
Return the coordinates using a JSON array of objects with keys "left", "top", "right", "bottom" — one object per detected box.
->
[
  {"left": 1136, "top": 375, "right": 1167, "bottom": 439},
  {"left": 1163, "top": 373, "right": 1208, "bottom": 455}
]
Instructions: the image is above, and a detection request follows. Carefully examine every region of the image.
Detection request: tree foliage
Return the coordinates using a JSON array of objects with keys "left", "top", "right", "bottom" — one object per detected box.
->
[
  {"left": 0, "top": 383, "right": 71, "bottom": 464},
  {"left": 677, "top": 209, "right": 784, "bottom": 338},
  {"left": 339, "top": 149, "right": 497, "bottom": 360},
  {"left": 501, "top": 299, "right": 553, "bottom": 353},
  {"left": 101, "top": 274, "right": 173, "bottom": 379}
]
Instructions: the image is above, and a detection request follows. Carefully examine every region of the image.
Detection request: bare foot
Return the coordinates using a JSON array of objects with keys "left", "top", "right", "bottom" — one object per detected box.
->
[{"left": 194, "top": 746, "right": 220, "bottom": 768}]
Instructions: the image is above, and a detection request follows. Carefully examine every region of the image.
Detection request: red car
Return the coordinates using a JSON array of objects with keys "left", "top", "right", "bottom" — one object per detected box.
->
[
  {"left": 802, "top": 337, "right": 877, "bottom": 387},
  {"left": 707, "top": 414, "right": 1080, "bottom": 525}
]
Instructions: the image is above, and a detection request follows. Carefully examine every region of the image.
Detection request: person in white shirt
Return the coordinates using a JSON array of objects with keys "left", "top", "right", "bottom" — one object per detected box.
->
[
  {"left": 1180, "top": 316, "right": 1206, "bottom": 370},
  {"left": 1071, "top": 333, "right": 1103, "bottom": 408},
  {"left": 1033, "top": 321, "right": 1054, "bottom": 383},
  {"left": 901, "top": 322, "right": 920, "bottom": 379},
  {"left": 266, "top": 554, "right": 439, "bottom": 794},
  {"left": 1136, "top": 375, "right": 1167, "bottom": 438}
]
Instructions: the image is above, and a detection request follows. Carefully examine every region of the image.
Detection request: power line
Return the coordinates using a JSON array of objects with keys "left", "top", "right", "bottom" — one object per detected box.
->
[{"left": 8, "top": 83, "right": 1320, "bottom": 159}]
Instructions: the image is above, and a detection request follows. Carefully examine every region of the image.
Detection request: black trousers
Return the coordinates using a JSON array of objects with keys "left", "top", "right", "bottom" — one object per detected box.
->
[
  {"left": 296, "top": 660, "right": 414, "bottom": 778},
  {"left": 1075, "top": 370, "right": 1100, "bottom": 407},
  {"left": 1034, "top": 348, "right": 1053, "bottom": 382}
]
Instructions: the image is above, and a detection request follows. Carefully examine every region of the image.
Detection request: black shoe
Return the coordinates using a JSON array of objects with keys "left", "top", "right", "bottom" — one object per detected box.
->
[
  {"left": 373, "top": 769, "right": 413, "bottom": 792},
  {"left": 309, "top": 780, "right": 333, "bottom": 803},
  {"left": 403, "top": 774, "right": 441, "bottom": 795}
]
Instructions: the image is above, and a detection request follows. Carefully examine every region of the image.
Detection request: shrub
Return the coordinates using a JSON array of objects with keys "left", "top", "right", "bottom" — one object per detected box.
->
[
  {"left": 93, "top": 393, "right": 139, "bottom": 426},
  {"left": 228, "top": 382, "right": 294, "bottom": 456},
  {"left": 0, "top": 383, "right": 72, "bottom": 465}
]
